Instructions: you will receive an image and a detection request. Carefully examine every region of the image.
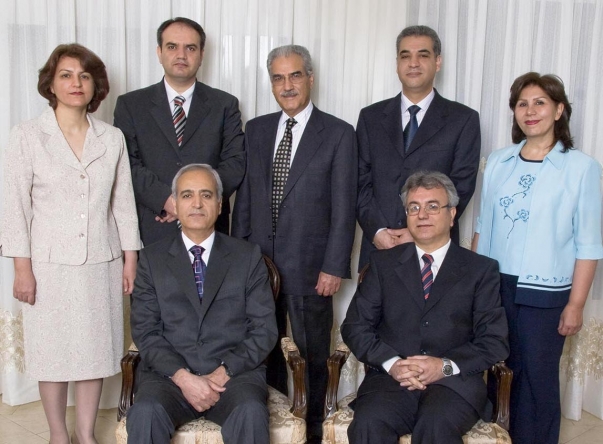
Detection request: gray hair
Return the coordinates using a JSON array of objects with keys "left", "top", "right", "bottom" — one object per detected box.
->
[
  {"left": 396, "top": 25, "right": 442, "bottom": 56},
  {"left": 171, "top": 163, "right": 223, "bottom": 199},
  {"left": 266, "top": 44, "right": 314, "bottom": 76},
  {"left": 401, "top": 171, "right": 459, "bottom": 208}
]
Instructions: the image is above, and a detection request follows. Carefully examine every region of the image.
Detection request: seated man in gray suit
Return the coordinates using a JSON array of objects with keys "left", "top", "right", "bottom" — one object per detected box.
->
[
  {"left": 127, "top": 164, "right": 277, "bottom": 444},
  {"left": 342, "top": 171, "right": 508, "bottom": 444}
]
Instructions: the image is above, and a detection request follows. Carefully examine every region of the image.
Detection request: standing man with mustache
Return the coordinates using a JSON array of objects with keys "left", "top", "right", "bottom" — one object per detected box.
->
[
  {"left": 232, "top": 44, "right": 357, "bottom": 443},
  {"left": 114, "top": 17, "right": 245, "bottom": 246},
  {"left": 356, "top": 25, "right": 481, "bottom": 270}
]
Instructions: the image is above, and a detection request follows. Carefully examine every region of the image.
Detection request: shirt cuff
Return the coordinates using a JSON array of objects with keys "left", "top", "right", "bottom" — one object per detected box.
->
[
  {"left": 450, "top": 359, "right": 460, "bottom": 375},
  {"left": 382, "top": 356, "right": 401, "bottom": 373}
]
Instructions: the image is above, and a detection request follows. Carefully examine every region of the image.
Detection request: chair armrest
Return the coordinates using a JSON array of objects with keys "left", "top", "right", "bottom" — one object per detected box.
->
[
  {"left": 117, "top": 345, "right": 141, "bottom": 421},
  {"left": 489, "top": 361, "right": 512, "bottom": 431},
  {"left": 281, "top": 337, "right": 307, "bottom": 419},
  {"left": 324, "top": 343, "right": 351, "bottom": 419}
]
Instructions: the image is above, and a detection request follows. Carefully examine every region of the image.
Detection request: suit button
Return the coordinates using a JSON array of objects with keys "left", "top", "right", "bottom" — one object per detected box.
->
[
  {"left": 80, "top": 174, "right": 86, "bottom": 179},
  {"left": 396, "top": 220, "right": 402, "bottom": 226},
  {"left": 176, "top": 162, "right": 183, "bottom": 167},
  {"left": 422, "top": 321, "right": 429, "bottom": 327},
  {"left": 420, "top": 349, "right": 427, "bottom": 355}
]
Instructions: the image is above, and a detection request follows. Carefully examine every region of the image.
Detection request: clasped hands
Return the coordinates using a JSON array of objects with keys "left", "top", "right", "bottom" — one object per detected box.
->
[
  {"left": 373, "top": 228, "right": 414, "bottom": 250},
  {"left": 388, "top": 356, "right": 445, "bottom": 391},
  {"left": 172, "top": 365, "right": 230, "bottom": 412}
]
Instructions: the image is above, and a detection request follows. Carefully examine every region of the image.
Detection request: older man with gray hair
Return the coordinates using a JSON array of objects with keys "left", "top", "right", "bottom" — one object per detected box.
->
[
  {"left": 342, "top": 171, "right": 508, "bottom": 443},
  {"left": 232, "top": 44, "right": 357, "bottom": 442}
]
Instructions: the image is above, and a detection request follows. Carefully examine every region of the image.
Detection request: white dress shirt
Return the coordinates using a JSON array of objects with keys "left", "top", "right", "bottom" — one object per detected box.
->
[
  {"left": 165, "top": 79, "right": 195, "bottom": 117},
  {"left": 182, "top": 231, "right": 215, "bottom": 265},
  {"left": 273, "top": 101, "right": 314, "bottom": 164},
  {"left": 400, "top": 88, "right": 435, "bottom": 129}
]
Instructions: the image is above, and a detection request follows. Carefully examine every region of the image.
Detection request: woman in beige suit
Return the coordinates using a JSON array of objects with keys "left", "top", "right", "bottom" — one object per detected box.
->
[{"left": 0, "top": 44, "right": 140, "bottom": 444}]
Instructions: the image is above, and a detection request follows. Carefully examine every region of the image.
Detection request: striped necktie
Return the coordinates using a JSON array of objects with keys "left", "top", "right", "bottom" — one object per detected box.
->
[
  {"left": 173, "top": 95, "right": 187, "bottom": 146},
  {"left": 421, "top": 253, "right": 434, "bottom": 299}
]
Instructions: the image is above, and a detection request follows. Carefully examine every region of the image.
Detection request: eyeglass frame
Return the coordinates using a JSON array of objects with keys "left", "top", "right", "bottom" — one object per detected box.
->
[
  {"left": 270, "top": 71, "right": 308, "bottom": 86},
  {"left": 405, "top": 202, "right": 451, "bottom": 216}
]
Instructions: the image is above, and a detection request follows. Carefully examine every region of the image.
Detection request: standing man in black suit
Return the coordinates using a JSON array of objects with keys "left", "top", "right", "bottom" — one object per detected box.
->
[
  {"left": 342, "top": 171, "right": 508, "bottom": 443},
  {"left": 231, "top": 45, "right": 357, "bottom": 442},
  {"left": 114, "top": 17, "right": 245, "bottom": 245},
  {"left": 356, "top": 25, "right": 481, "bottom": 269},
  {"left": 127, "top": 164, "right": 277, "bottom": 443}
]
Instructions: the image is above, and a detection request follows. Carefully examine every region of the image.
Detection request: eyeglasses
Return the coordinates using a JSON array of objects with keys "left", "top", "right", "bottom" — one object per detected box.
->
[
  {"left": 271, "top": 72, "right": 306, "bottom": 86},
  {"left": 405, "top": 202, "right": 451, "bottom": 216}
]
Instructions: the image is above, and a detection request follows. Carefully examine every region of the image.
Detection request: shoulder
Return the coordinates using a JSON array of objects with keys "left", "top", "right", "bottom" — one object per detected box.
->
[
  {"left": 195, "top": 82, "right": 239, "bottom": 104},
  {"left": 246, "top": 112, "right": 281, "bottom": 129},
  {"left": 564, "top": 148, "right": 602, "bottom": 172},
  {"left": 312, "top": 107, "right": 354, "bottom": 131},
  {"left": 487, "top": 144, "right": 520, "bottom": 163},
  {"left": 215, "top": 232, "right": 260, "bottom": 256},
  {"left": 433, "top": 91, "right": 478, "bottom": 117},
  {"left": 359, "top": 96, "right": 398, "bottom": 116},
  {"left": 89, "top": 115, "right": 123, "bottom": 138},
  {"left": 139, "top": 234, "right": 177, "bottom": 259},
  {"left": 116, "top": 82, "right": 160, "bottom": 104},
  {"left": 452, "top": 243, "right": 497, "bottom": 268}
]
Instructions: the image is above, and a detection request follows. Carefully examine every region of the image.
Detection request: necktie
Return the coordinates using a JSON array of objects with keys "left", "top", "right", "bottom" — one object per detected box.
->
[
  {"left": 173, "top": 95, "right": 187, "bottom": 146},
  {"left": 271, "top": 118, "right": 297, "bottom": 234},
  {"left": 190, "top": 245, "right": 206, "bottom": 300},
  {"left": 403, "top": 105, "right": 421, "bottom": 152},
  {"left": 421, "top": 254, "right": 434, "bottom": 300}
]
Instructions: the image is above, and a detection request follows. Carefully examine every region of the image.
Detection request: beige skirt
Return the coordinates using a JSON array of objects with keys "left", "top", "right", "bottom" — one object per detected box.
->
[{"left": 24, "top": 258, "right": 123, "bottom": 381}]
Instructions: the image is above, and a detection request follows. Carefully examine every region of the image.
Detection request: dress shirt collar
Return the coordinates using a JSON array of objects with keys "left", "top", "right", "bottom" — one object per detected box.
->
[
  {"left": 401, "top": 89, "right": 435, "bottom": 125},
  {"left": 164, "top": 78, "right": 195, "bottom": 115},
  {"left": 415, "top": 239, "right": 451, "bottom": 281},
  {"left": 182, "top": 231, "right": 215, "bottom": 265},
  {"left": 278, "top": 101, "right": 314, "bottom": 130}
]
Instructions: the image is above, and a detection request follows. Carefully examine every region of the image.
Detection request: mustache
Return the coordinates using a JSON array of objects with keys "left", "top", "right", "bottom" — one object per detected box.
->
[{"left": 280, "top": 90, "right": 298, "bottom": 98}]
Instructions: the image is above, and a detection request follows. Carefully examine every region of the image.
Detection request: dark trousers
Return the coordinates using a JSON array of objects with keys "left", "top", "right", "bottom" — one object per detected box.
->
[
  {"left": 266, "top": 292, "right": 333, "bottom": 437},
  {"left": 126, "top": 367, "right": 269, "bottom": 444},
  {"left": 348, "top": 372, "right": 479, "bottom": 444},
  {"left": 499, "top": 274, "right": 566, "bottom": 444}
]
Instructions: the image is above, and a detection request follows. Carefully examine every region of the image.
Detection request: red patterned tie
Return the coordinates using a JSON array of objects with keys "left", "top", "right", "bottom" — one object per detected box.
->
[
  {"left": 421, "top": 254, "right": 434, "bottom": 299},
  {"left": 173, "top": 95, "right": 187, "bottom": 146}
]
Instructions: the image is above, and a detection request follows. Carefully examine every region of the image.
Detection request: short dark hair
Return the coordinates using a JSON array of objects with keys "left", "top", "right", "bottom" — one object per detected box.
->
[
  {"left": 509, "top": 72, "right": 573, "bottom": 151},
  {"left": 38, "top": 43, "right": 109, "bottom": 113},
  {"left": 401, "top": 171, "right": 459, "bottom": 208},
  {"left": 157, "top": 17, "right": 206, "bottom": 51},
  {"left": 396, "top": 25, "right": 442, "bottom": 56}
]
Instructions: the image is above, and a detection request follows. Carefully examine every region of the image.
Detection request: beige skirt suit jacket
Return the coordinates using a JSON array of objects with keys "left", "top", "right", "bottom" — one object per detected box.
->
[{"left": 0, "top": 107, "right": 141, "bottom": 381}]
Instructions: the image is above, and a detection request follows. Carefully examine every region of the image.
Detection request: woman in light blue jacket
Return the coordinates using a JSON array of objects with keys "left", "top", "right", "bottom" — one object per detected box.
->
[{"left": 473, "top": 72, "right": 603, "bottom": 444}]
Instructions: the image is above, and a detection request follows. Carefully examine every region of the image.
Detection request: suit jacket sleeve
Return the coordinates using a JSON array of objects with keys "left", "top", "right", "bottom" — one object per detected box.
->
[
  {"left": 230, "top": 130, "right": 252, "bottom": 240},
  {"left": 131, "top": 249, "right": 190, "bottom": 377},
  {"left": 341, "top": 253, "right": 401, "bottom": 366},
  {"left": 356, "top": 109, "right": 390, "bottom": 242},
  {"left": 449, "top": 109, "right": 481, "bottom": 218},
  {"left": 322, "top": 123, "right": 358, "bottom": 277},
  {"left": 445, "top": 259, "right": 509, "bottom": 377},
  {"left": 220, "top": 244, "right": 278, "bottom": 375},
  {"left": 114, "top": 95, "right": 172, "bottom": 215},
  {"left": 110, "top": 132, "right": 141, "bottom": 251},
  {"left": 0, "top": 125, "right": 34, "bottom": 257},
  {"left": 214, "top": 95, "right": 245, "bottom": 199}
]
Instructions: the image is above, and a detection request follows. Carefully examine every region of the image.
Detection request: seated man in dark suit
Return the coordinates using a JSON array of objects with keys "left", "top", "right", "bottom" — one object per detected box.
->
[
  {"left": 342, "top": 171, "right": 508, "bottom": 444},
  {"left": 127, "top": 164, "right": 277, "bottom": 444}
]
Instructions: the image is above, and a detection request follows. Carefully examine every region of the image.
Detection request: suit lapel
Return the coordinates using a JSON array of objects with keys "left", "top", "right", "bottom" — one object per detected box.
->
[
  {"left": 150, "top": 81, "right": 181, "bottom": 153},
  {"left": 394, "top": 245, "right": 425, "bottom": 309},
  {"left": 80, "top": 115, "right": 107, "bottom": 169},
  {"left": 166, "top": 235, "right": 205, "bottom": 320},
  {"left": 198, "top": 233, "right": 231, "bottom": 324},
  {"left": 259, "top": 113, "right": 281, "bottom": 193},
  {"left": 381, "top": 94, "right": 405, "bottom": 158},
  {"left": 39, "top": 108, "right": 85, "bottom": 172},
  {"left": 182, "top": 81, "right": 211, "bottom": 147},
  {"left": 406, "top": 90, "right": 448, "bottom": 156},
  {"left": 424, "top": 243, "right": 467, "bottom": 314},
  {"left": 282, "top": 108, "right": 323, "bottom": 200}
]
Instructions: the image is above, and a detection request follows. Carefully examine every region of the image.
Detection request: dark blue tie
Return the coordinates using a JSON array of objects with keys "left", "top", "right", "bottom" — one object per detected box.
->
[
  {"left": 421, "top": 254, "right": 434, "bottom": 300},
  {"left": 404, "top": 105, "right": 421, "bottom": 152},
  {"left": 190, "top": 245, "right": 206, "bottom": 300}
]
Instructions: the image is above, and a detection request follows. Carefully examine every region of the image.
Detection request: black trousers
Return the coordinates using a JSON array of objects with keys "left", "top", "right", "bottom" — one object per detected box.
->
[
  {"left": 126, "top": 367, "right": 269, "bottom": 444},
  {"left": 266, "top": 292, "right": 333, "bottom": 437},
  {"left": 348, "top": 371, "right": 479, "bottom": 444}
]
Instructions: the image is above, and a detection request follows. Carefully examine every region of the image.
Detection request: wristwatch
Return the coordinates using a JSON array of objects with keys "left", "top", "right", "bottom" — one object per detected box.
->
[
  {"left": 221, "top": 361, "right": 234, "bottom": 377},
  {"left": 442, "top": 358, "right": 453, "bottom": 377}
]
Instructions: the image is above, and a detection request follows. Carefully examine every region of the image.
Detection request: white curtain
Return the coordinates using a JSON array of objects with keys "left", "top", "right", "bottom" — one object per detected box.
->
[{"left": 1, "top": 0, "right": 602, "bottom": 418}]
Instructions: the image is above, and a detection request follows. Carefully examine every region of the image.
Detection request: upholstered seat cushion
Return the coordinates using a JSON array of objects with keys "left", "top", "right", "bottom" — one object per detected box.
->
[
  {"left": 116, "top": 386, "right": 305, "bottom": 444},
  {"left": 322, "top": 393, "right": 511, "bottom": 444}
]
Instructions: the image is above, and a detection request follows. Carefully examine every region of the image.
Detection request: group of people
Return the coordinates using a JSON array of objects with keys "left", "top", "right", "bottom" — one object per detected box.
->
[{"left": 0, "top": 15, "right": 600, "bottom": 444}]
